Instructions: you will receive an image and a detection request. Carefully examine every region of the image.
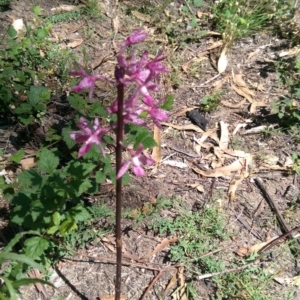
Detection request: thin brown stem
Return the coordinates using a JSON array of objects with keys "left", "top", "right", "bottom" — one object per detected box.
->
[{"left": 115, "top": 68, "right": 125, "bottom": 300}]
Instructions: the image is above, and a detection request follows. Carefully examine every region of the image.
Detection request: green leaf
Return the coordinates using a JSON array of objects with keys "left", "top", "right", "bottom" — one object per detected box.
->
[
  {"left": 95, "top": 170, "right": 106, "bottom": 183},
  {"left": 296, "top": 59, "right": 300, "bottom": 71},
  {"left": 60, "top": 218, "right": 77, "bottom": 236},
  {"left": 33, "top": 5, "right": 42, "bottom": 16},
  {"left": 35, "top": 28, "right": 49, "bottom": 40},
  {"left": 77, "top": 179, "right": 92, "bottom": 196},
  {"left": 160, "top": 94, "right": 174, "bottom": 111},
  {"left": 68, "top": 204, "right": 91, "bottom": 222},
  {"left": 0, "top": 252, "right": 45, "bottom": 272},
  {"left": 18, "top": 115, "right": 34, "bottom": 125},
  {"left": 62, "top": 127, "right": 76, "bottom": 149},
  {"left": 15, "top": 103, "right": 32, "bottom": 114},
  {"left": 18, "top": 169, "right": 43, "bottom": 188},
  {"left": 194, "top": 0, "right": 202, "bottom": 7},
  {"left": 190, "top": 16, "right": 198, "bottom": 28},
  {"left": 8, "top": 150, "right": 25, "bottom": 163},
  {"left": 88, "top": 102, "right": 108, "bottom": 117},
  {"left": 0, "top": 276, "right": 16, "bottom": 300},
  {"left": 68, "top": 94, "right": 86, "bottom": 111},
  {"left": 37, "top": 148, "right": 59, "bottom": 173},
  {"left": 7, "top": 26, "right": 17, "bottom": 38},
  {"left": 28, "top": 86, "right": 50, "bottom": 106},
  {"left": 52, "top": 211, "right": 61, "bottom": 226},
  {"left": 24, "top": 237, "right": 49, "bottom": 260},
  {"left": 47, "top": 225, "right": 59, "bottom": 234},
  {"left": 122, "top": 172, "right": 131, "bottom": 185}
]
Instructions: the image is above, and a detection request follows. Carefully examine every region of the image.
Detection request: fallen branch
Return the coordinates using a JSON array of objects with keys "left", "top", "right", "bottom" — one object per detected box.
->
[
  {"left": 198, "top": 226, "right": 300, "bottom": 281},
  {"left": 255, "top": 177, "right": 290, "bottom": 234}
]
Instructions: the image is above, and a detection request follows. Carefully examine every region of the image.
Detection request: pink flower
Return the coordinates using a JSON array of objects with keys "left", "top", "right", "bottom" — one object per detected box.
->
[
  {"left": 70, "top": 64, "right": 109, "bottom": 101},
  {"left": 117, "top": 145, "right": 155, "bottom": 179},
  {"left": 120, "top": 29, "right": 148, "bottom": 49},
  {"left": 70, "top": 117, "right": 110, "bottom": 157},
  {"left": 108, "top": 94, "right": 146, "bottom": 126}
]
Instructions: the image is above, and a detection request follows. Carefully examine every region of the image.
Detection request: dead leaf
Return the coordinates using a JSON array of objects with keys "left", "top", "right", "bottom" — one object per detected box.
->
[
  {"left": 141, "top": 237, "right": 178, "bottom": 260},
  {"left": 235, "top": 246, "right": 249, "bottom": 257},
  {"left": 213, "top": 78, "right": 226, "bottom": 91},
  {"left": 131, "top": 10, "right": 151, "bottom": 22},
  {"left": 112, "top": 16, "right": 119, "bottom": 34},
  {"left": 90, "top": 54, "right": 112, "bottom": 70},
  {"left": 219, "top": 121, "right": 229, "bottom": 150},
  {"left": 247, "top": 49, "right": 260, "bottom": 60},
  {"left": 292, "top": 275, "right": 300, "bottom": 286},
  {"left": 164, "top": 271, "right": 178, "bottom": 295},
  {"left": 231, "top": 84, "right": 253, "bottom": 103},
  {"left": 102, "top": 237, "right": 139, "bottom": 261},
  {"left": 228, "top": 174, "right": 245, "bottom": 200},
  {"left": 196, "top": 11, "right": 203, "bottom": 18},
  {"left": 20, "top": 157, "right": 36, "bottom": 169},
  {"left": 279, "top": 46, "right": 300, "bottom": 57},
  {"left": 192, "top": 158, "right": 246, "bottom": 178},
  {"left": 51, "top": 5, "right": 83, "bottom": 12},
  {"left": 249, "top": 100, "right": 267, "bottom": 113},
  {"left": 202, "top": 40, "right": 223, "bottom": 52},
  {"left": 122, "top": 247, "right": 139, "bottom": 261},
  {"left": 100, "top": 295, "right": 127, "bottom": 300},
  {"left": 232, "top": 73, "right": 251, "bottom": 89},
  {"left": 66, "top": 39, "right": 83, "bottom": 48},
  {"left": 162, "top": 122, "right": 205, "bottom": 133},
  {"left": 29, "top": 269, "right": 47, "bottom": 298},
  {"left": 249, "top": 236, "right": 278, "bottom": 254},
  {"left": 187, "top": 182, "right": 204, "bottom": 193},
  {"left": 174, "top": 106, "right": 198, "bottom": 117},
  {"left": 152, "top": 125, "right": 162, "bottom": 163},
  {"left": 218, "top": 47, "right": 228, "bottom": 74},
  {"left": 193, "top": 128, "right": 218, "bottom": 150},
  {"left": 221, "top": 99, "right": 246, "bottom": 108},
  {"left": 232, "top": 123, "right": 247, "bottom": 135},
  {"left": 231, "top": 73, "right": 255, "bottom": 103},
  {"left": 178, "top": 267, "right": 187, "bottom": 300}
]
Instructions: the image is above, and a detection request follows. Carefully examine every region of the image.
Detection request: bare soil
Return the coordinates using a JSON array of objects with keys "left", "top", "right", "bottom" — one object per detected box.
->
[{"left": 1, "top": 0, "right": 300, "bottom": 299}]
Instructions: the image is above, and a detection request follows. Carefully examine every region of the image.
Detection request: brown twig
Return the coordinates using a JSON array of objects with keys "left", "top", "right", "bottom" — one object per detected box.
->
[
  {"left": 255, "top": 177, "right": 290, "bottom": 234},
  {"left": 197, "top": 226, "right": 300, "bottom": 281},
  {"left": 140, "top": 267, "right": 175, "bottom": 300}
]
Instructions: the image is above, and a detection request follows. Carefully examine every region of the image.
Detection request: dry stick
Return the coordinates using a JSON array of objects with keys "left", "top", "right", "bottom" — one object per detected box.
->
[
  {"left": 254, "top": 177, "right": 290, "bottom": 233},
  {"left": 115, "top": 68, "right": 125, "bottom": 300},
  {"left": 255, "top": 178, "right": 300, "bottom": 255},
  {"left": 140, "top": 267, "right": 175, "bottom": 300},
  {"left": 198, "top": 226, "right": 300, "bottom": 281}
]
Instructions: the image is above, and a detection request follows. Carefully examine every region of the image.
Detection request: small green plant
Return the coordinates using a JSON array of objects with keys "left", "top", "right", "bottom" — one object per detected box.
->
[
  {"left": 1, "top": 145, "right": 121, "bottom": 266},
  {"left": 211, "top": 0, "right": 292, "bottom": 45},
  {"left": 0, "top": 0, "right": 11, "bottom": 10},
  {"left": 150, "top": 201, "right": 228, "bottom": 264},
  {"left": 272, "top": 58, "right": 300, "bottom": 128},
  {"left": 0, "top": 23, "right": 74, "bottom": 125},
  {"left": 159, "top": 0, "right": 207, "bottom": 45},
  {"left": 0, "top": 233, "right": 53, "bottom": 299},
  {"left": 290, "top": 152, "right": 300, "bottom": 174},
  {"left": 200, "top": 91, "right": 222, "bottom": 112}
]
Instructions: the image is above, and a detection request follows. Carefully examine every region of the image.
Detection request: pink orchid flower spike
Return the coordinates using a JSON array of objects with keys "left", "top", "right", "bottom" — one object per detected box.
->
[
  {"left": 70, "top": 117, "right": 110, "bottom": 157},
  {"left": 70, "top": 63, "right": 110, "bottom": 101},
  {"left": 117, "top": 144, "right": 155, "bottom": 179}
]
